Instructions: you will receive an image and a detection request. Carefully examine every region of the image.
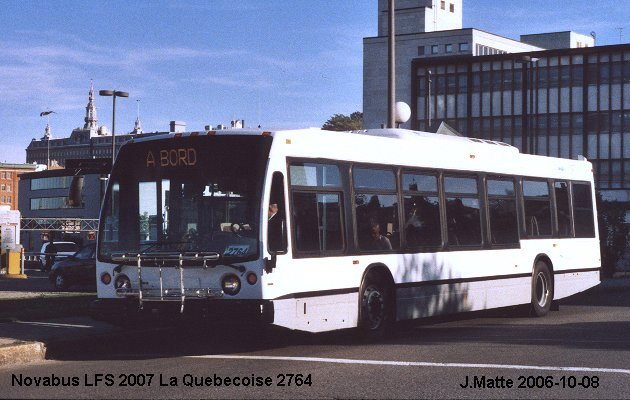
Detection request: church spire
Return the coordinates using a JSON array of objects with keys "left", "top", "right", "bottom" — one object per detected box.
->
[
  {"left": 83, "top": 80, "right": 98, "bottom": 131},
  {"left": 132, "top": 99, "right": 143, "bottom": 134}
]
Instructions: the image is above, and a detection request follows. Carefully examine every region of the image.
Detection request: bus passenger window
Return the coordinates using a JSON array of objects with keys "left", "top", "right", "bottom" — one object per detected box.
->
[
  {"left": 402, "top": 171, "right": 441, "bottom": 247},
  {"left": 292, "top": 192, "right": 343, "bottom": 252},
  {"left": 353, "top": 167, "right": 399, "bottom": 251},
  {"left": 487, "top": 178, "right": 519, "bottom": 245},
  {"left": 523, "top": 180, "right": 552, "bottom": 237},
  {"left": 572, "top": 182, "right": 595, "bottom": 238},
  {"left": 355, "top": 194, "right": 399, "bottom": 250},
  {"left": 444, "top": 176, "right": 482, "bottom": 246},
  {"left": 554, "top": 181, "right": 571, "bottom": 237}
]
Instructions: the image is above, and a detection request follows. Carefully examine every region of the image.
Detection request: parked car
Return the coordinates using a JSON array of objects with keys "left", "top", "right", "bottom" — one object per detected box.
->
[
  {"left": 39, "top": 241, "right": 80, "bottom": 271},
  {"left": 49, "top": 243, "right": 96, "bottom": 291}
]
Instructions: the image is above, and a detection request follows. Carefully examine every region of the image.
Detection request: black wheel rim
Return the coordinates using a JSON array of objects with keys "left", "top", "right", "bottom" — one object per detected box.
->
[{"left": 363, "top": 285, "right": 385, "bottom": 330}]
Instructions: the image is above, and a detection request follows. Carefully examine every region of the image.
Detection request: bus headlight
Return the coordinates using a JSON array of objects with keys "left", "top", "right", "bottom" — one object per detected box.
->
[
  {"left": 221, "top": 274, "right": 241, "bottom": 295},
  {"left": 115, "top": 274, "right": 131, "bottom": 290}
]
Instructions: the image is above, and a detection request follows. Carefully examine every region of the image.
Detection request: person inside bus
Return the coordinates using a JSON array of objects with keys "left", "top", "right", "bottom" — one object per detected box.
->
[
  {"left": 268, "top": 202, "right": 284, "bottom": 251},
  {"left": 369, "top": 222, "right": 392, "bottom": 251}
]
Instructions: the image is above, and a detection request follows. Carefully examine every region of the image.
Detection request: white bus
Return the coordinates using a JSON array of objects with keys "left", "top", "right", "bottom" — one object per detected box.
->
[{"left": 93, "top": 128, "right": 600, "bottom": 335}]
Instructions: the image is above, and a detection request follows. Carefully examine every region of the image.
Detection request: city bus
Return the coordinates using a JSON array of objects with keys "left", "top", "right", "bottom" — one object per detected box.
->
[{"left": 93, "top": 127, "right": 600, "bottom": 335}]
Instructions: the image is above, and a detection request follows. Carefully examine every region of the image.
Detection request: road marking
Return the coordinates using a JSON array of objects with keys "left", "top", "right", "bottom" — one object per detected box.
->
[
  {"left": 14, "top": 321, "right": 93, "bottom": 329},
  {"left": 189, "top": 355, "right": 630, "bottom": 375}
]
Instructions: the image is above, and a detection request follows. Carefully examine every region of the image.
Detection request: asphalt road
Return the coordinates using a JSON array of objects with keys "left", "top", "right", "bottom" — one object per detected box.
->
[{"left": 1, "top": 282, "right": 629, "bottom": 399}]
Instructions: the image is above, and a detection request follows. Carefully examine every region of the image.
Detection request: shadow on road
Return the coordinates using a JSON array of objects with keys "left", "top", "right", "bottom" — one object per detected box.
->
[{"left": 45, "top": 280, "right": 630, "bottom": 362}]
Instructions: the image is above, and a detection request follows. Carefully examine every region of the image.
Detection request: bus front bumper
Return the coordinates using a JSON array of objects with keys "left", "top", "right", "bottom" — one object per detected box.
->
[{"left": 91, "top": 298, "right": 274, "bottom": 325}]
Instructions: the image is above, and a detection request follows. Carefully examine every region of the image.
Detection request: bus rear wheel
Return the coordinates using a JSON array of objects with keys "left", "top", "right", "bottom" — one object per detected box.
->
[
  {"left": 359, "top": 274, "right": 393, "bottom": 338},
  {"left": 530, "top": 260, "right": 553, "bottom": 317}
]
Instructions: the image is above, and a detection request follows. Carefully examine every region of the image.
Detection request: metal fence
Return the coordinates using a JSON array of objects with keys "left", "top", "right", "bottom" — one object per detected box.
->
[{"left": 20, "top": 218, "right": 99, "bottom": 232}]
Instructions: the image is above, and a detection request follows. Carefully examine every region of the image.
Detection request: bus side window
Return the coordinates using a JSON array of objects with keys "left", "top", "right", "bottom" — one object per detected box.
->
[
  {"left": 268, "top": 172, "right": 287, "bottom": 253},
  {"left": 522, "top": 179, "right": 552, "bottom": 237},
  {"left": 572, "top": 182, "right": 595, "bottom": 238}
]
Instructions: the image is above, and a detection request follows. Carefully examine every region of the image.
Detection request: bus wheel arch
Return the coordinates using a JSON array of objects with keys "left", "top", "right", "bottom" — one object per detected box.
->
[
  {"left": 358, "top": 263, "right": 396, "bottom": 337},
  {"left": 530, "top": 255, "right": 554, "bottom": 317}
]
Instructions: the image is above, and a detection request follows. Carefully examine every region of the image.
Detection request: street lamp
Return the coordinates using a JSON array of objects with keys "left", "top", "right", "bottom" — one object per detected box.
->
[{"left": 99, "top": 89, "right": 129, "bottom": 167}]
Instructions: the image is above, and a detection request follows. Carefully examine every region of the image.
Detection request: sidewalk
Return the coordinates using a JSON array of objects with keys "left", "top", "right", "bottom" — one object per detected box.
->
[{"left": 0, "top": 316, "right": 122, "bottom": 367}]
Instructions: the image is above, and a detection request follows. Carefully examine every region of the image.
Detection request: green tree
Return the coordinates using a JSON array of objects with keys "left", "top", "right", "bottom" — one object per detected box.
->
[
  {"left": 322, "top": 111, "right": 363, "bottom": 131},
  {"left": 596, "top": 194, "right": 629, "bottom": 277}
]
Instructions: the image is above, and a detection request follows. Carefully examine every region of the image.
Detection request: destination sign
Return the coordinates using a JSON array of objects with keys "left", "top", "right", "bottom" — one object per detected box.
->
[{"left": 146, "top": 148, "right": 197, "bottom": 168}]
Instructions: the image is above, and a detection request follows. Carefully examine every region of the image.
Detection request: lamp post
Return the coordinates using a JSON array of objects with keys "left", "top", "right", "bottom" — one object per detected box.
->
[
  {"left": 99, "top": 89, "right": 129, "bottom": 167},
  {"left": 387, "top": 0, "right": 396, "bottom": 128},
  {"left": 427, "top": 69, "right": 432, "bottom": 129}
]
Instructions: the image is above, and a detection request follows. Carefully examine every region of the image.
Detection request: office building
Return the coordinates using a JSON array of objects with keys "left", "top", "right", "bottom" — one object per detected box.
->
[{"left": 363, "top": 0, "right": 628, "bottom": 202}]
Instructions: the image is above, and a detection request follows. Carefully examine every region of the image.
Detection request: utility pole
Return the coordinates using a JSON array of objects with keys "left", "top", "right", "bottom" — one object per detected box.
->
[
  {"left": 387, "top": 0, "right": 396, "bottom": 128},
  {"left": 427, "top": 70, "right": 432, "bottom": 129}
]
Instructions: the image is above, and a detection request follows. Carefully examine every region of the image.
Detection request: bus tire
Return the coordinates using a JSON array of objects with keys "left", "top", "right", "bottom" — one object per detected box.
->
[
  {"left": 530, "top": 260, "right": 553, "bottom": 317},
  {"left": 358, "top": 273, "right": 393, "bottom": 338}
]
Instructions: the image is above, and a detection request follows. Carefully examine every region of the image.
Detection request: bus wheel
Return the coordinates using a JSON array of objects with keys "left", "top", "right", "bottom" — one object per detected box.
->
[
  {"left": 530, "top": 260, "right": 553, "bottom": 317},
  {"left": 359, "top": 274, "right": 392, "bottom": 338}
]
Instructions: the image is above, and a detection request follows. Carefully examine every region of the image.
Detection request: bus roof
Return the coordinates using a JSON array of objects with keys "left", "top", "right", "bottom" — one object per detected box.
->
[{"left": 125, "top": 127, "right": 593, "bottom": 181}]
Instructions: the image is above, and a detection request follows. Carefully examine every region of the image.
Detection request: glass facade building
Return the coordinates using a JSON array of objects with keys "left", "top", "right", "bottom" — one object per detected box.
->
[{"left": 412, "top": 44, "right": 630, "bottom": 201}]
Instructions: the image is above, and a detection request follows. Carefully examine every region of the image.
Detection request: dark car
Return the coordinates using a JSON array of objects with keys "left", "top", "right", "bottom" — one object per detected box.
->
[{"left": 49, "top": 243, "right": 96, "bottom": 291}]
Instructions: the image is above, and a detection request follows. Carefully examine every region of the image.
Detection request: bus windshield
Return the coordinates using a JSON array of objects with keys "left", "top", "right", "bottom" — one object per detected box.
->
[{"left": 98, "top": 135, "right": 272, "bottom": 262}]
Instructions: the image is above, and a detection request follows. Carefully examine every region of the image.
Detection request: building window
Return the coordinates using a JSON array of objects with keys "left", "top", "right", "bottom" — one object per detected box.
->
[
  {"left": 445, "top": 44, "right": 453, "bottom": 53},
  {"left": 431, "top": 45, "right": 439, "bottom": 54},
  {"left": 450, "top": 3, "right": 455, "bottom": 12},
  {"left": 459, "top": 42, "right": 469, "bottom": 52},
  {"left": 1, "top": 184, "right": 5, "bottom": 191},
  {"left": 30, "top": 176, "right": 73, "bottom": 190},
  {"left": 7, "top": 172, "right": 11, "bottom": 179},
  {"left": 440, "top": 0, "right": 445, "bottom": 10},
  {"left": 31, "top": 197, "right": 81, "bottom": 210},
  {"left": 6, "top": 184, "right": 10, "bottom": 192},
  {"left": 417, "top": 46, "right": 425, "bottom": 56},
  {"left": 1, "top": 172, "right": 5, "bottom": 179}
]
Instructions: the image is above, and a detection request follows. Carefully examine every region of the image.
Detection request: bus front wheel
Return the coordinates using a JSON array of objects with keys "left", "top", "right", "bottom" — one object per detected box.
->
[
  {"left": 359, "top": 273, "right": 393, "bottom": 338},
  {"left": 530, "top": 260, "right": 553, "bottom": 317}
]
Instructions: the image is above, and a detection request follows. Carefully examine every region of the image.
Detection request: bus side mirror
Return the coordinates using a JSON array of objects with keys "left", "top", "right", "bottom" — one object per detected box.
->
[{"left": 264, "top": 253, "right": 277, "bottom": 273}]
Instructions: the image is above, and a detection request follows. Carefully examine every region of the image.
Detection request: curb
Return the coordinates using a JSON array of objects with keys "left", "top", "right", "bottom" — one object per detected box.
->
[{"left": 0, "top": 341, "right": 46, "bottom": 367}]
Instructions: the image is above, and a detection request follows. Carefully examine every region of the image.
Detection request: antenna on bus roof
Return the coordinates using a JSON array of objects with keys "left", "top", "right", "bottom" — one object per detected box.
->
[{"left": 435, "top": 121, "right": 463, "bottom": 137}]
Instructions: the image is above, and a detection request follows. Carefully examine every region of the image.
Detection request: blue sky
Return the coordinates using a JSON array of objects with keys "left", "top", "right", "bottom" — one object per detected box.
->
[{"left": 0, "top": 0, "right": 627, "bottom": 163}]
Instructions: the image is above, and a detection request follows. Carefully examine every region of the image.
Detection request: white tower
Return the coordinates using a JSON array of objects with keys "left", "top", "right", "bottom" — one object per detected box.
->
[{"left": 83, "top": 81, "right": 99, "bottom": 134}]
